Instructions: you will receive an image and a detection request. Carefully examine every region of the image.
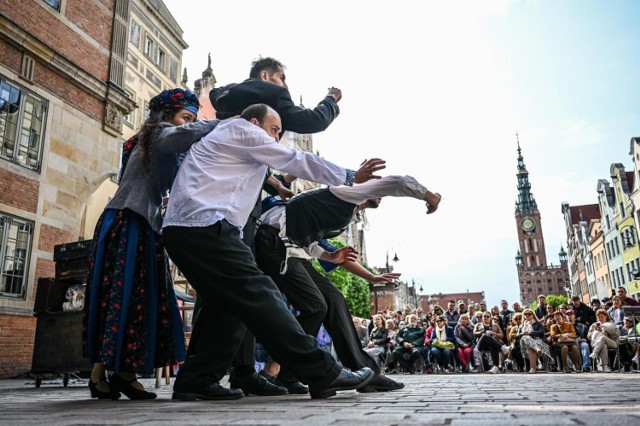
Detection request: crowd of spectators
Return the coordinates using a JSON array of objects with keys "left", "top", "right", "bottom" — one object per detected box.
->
[{"left": 350, "top": 287, "right": 640, "bottom": 375}]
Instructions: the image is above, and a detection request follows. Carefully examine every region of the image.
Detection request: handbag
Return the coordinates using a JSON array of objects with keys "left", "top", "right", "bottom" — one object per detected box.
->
[{"left": 432, "top": 340, "right": 455, "bottom": 350}]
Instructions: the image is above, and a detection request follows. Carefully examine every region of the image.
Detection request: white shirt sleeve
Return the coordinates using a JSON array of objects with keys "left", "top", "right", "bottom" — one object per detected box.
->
[{"left": 329, "top": 175, "right": 428, "bottom": 205}]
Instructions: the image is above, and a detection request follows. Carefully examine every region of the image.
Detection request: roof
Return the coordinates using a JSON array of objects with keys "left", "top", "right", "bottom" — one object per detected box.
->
[{"left": 568, "top": 204, "right": 601, "bottom": 225}]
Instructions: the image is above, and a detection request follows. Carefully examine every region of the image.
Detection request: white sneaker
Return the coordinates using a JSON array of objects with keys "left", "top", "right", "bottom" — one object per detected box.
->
[
  {"left": 632, "top": 355, "right": 639, "bottom": 364},
  {"left": 589, "top": 352, "right": 598, "bottom": 360},
  {"left": 488, "top": 366, "right": 499, "bottom": 374},
  {"left": 501, "top": 345, "right": 510, "bottom": 356},
  {"left": 603, "top": 366, "right": 612, "bottom": 373}
]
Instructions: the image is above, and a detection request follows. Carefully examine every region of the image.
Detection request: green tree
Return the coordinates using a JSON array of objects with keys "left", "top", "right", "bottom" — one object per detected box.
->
[
  {"left": 312, "top": 238, "right": 372, "bottom": 318},
  {"left": 529, "top": 295, "right": 568, "bottom": 311}
]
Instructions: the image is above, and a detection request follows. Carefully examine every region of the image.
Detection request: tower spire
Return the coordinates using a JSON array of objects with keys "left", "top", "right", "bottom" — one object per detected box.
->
[{"left": 515, "top": 134, "right": 538, "bottom": 214}]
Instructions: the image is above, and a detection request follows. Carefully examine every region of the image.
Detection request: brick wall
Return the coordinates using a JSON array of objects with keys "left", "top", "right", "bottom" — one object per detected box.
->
[
  {"left": 0, "top": 169, "right": 39, "bottom": 213},
  {"left": 1, "top": 39, "right": 105, "bottom": 123},
  {"left": 2, "top": 0, "right": 112, "bottom": 81},
  {"left": 0, "top": 314, "right": 36, "bottom": 378}
]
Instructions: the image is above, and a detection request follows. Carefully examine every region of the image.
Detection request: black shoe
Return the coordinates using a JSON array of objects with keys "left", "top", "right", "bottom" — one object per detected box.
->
[
  {"left": 230, "top": 372, "right": 288, "bottom": 396},
  {"left": 357, "top": 374, "right": 405, "bottom": 393},
  {"left": 273, "top": 377, "right": 309, "bottom": 395},
  {"left": 309, "top": 367, "right": 374, "bottom": 399},
  {"left": 172, "top": 380, "right": 244, "bottom": 401},
  {"left": 258, "top": 370, "right": 277, "bottom": 384},
  {"left": 109, "top": 374, "right": 156, "bottom": 400},
  {"left": 88, "top": 379, "right": 120, "bottom": 400}
]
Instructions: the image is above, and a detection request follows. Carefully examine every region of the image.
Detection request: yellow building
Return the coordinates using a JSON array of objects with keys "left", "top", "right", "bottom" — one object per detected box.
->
[{"left": 610, "top": 163, "right": 640, "bottom": 297}]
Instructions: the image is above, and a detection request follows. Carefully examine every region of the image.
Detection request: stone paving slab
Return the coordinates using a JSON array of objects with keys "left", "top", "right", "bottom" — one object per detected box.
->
[{"left": 0, "top": 373, "right": 639, "bottom": 425}]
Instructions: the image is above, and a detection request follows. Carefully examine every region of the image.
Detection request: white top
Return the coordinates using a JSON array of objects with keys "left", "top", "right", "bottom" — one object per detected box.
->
[
  {"left": 260, "top": 175, "right": 428, "bottom": 269},
  {"left": 163, "top": 119, "right": 350, "bottom": 233}
]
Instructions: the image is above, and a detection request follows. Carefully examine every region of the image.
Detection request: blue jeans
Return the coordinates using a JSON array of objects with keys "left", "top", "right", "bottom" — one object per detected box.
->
[
  {"left": 430, "top": 347, "right": 453, "bottom": 368},
  {"left": 579, "top": 341, "right": 591, "bottom": 368}
]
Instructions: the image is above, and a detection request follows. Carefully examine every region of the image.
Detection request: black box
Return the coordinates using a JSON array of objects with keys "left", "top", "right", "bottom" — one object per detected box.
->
[
  {"left": 31, "top": 311, "right": 92, "bottom": 374},
  {"left": 33, "top": 278, "right": 67, "bottom": 313},
  {"left": 55, "top": 258, "right": 90, "bottom": 283},
  {"left": 53, "top": 240, "right": 92, "bottom": 262}
]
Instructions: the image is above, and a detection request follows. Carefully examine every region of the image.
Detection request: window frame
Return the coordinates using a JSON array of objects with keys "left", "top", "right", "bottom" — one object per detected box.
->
[
  {"left": 156, "top": 47, "right": 166, "bottom": 71},
  {"left": 0, "top": 213, "right": 33, "bottom": 300},
  {"left": 143, "top": 34, "right": 155, "bottom": 59},
  {"left": 42, "top": 0, "right": 61, "bottom": 11},
  {"left": 129, "top": 19, "right": 141, "bottom": 49},
  {"left": 0, "top": 76, "right": 47, "bottom": 172}
]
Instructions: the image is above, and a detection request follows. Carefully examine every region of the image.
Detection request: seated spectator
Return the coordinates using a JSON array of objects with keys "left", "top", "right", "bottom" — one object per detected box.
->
[
  {"left": 608, "top": 296, "right": 625, "bottom": 327},
  {"left": 430, "top": 315, "right": 456, "bottom": 373},
  {"left": 392, "top": 314, "right": 425, "bottom": 374},
  {"left": 353, "top": 317, "right": 369, "bottom": 348},
  {"left": 474, "top": 311, "right": 484, "bottom": 325},
  {"left": 518, "top": 309, "right": 553, "bottom": 374},
  {"left": 364, "top": 314, "right": 389, "bottom": 362},
  {"left": 618, "top": 316, "right": 638, "bottom": 371},
  {"left": 473, "top": 312, "right": 509, "bottom": 374},
  {"left": 507, "top": 313, "right": 526, "bottom": 371},
  {"left": 468, "top": 304, "right": 477, "bottom": 324},
  {"left": 590, "top": 298, "right": 601, "bottom": 312},
  {"left": 455, "top": 314, "right": 476, "bottom": 372},
  {"left": 616, "top": 286, "right": 638, "bottom": 306},
  {"left": 566, "top": 309, "right": 592, "bottom": 372},
  {"left": 550, "top": 311, "right": 581, "bottom": 373},
  {"left": 432, "top": 304, "right": 444, "bottom": 317},
  {"left": 571, "top": 296, "right": 596, "bottom": 327},
  {"left": 445, "top": 300, "right": 460, "bottom": 328},
  {"left": 587, "top": 309, "right": 619, "bottom": 372},
  {"left": 544, "top": 304, "right": 555, "bottom": 322},
  {"left": 422, "top": 313, "right": 437, "bottom": 373},
  {"left": 386, "top": 319, "right": 397, "bottom": 345},
  {"left": 381, "top": 319, "right": 398, "bottom": 373}
]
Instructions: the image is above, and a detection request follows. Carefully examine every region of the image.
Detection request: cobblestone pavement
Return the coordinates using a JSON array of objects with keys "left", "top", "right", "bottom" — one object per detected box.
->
[{"left": 0, "top": 372, "right": 639, "bottom": 425}]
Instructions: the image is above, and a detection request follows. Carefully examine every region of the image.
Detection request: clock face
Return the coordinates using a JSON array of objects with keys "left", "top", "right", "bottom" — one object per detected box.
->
[{"left": 521, "top": 217, "right": 536, "bottom": 232}]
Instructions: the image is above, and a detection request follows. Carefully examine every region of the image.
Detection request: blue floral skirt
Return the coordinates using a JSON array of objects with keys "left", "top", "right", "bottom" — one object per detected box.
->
[{"left": 82, "top": 209, "right": 186, "bottom": 374}]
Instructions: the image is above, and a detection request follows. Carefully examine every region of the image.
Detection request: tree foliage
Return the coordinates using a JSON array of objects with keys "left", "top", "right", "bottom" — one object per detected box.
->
[
  {"left": 312, "top": 238, "right": 372, "bottom": 318},
  {"left": 529, "top": 294, "right": 568, "bottom": 311}
]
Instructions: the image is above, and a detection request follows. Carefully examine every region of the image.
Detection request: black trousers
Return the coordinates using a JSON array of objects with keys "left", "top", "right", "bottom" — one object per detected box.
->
[
  {"left": 163, "top": 222, "right": 340, "bottom": 389},
  {"left": 254, "top": 225, "right": 380, "bottom": 376},
  {"left": 476, "top": 334, "right": 502, "bottom": 366}
]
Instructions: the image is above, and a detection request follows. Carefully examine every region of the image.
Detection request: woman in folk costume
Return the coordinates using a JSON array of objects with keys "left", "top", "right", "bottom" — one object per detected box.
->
[{"left": 83, "top": 89, "right": 219, "bottom": 400}]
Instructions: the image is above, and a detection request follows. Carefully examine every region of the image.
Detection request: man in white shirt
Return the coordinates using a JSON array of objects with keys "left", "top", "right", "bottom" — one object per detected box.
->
[{"left": 163, "top": 104, "right": 384, "bottom": 400}]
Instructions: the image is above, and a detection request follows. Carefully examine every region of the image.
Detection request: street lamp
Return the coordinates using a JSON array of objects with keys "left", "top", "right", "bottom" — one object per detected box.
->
[
  {"left": 414, "top": 278, "right": 424, "bottom": 311},
  {"left": 622, "top": 226, "right": 638, "bottom": 249},
  {"left": 385, "top": 244, "right": 401, "bottom": 272}
]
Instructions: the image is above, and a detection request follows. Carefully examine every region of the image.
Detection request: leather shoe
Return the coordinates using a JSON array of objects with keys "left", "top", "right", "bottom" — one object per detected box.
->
[
  {"left": 273, "top": 376, "right": 309, "bottom": 395},
  {"left": 309, "top": 367, "right": 374, "bottom": 399},
  {"left": 230, "top": 372, "right": 288, "bottom": 396},
  {"left": 172, "top": 381, "right": 244, "bottom": 401},
  {"left": 357, "top": 374, "right": 404, "bottom": 393}
]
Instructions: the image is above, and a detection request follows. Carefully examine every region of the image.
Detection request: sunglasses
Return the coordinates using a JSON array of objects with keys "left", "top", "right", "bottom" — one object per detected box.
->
[
  {"left": 436, "top": 319, "right": 444, "bottom": 322},
  {"left": 524, "top": 312, "right": 533, "bottom": 316}
]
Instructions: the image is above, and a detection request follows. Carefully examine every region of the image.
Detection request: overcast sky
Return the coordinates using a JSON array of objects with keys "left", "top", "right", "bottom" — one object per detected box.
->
[{"left": 162, "top": 0, "right": 640, "bottom": 307}]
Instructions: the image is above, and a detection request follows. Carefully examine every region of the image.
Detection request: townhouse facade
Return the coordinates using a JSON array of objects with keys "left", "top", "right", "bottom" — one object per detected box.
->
[{"left": 0, "top": 0, "right": 136, "bottom": 377}]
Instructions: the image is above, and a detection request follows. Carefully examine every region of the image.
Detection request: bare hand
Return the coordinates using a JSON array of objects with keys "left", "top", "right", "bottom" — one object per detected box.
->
[
  {"left": 354, "top": 158, "right": 386, "bottom": 183},
  {"left": 327, "top": 87, "right": 342, "bottom": 102},
  {"left": 277, "top": 186, "right": 295, "bottom": 201},
  {"left": 425, "top": 192, "right": 442, "bottom": 214},
  {"left": 333, "top": 246, "right": 358, "bottom": 263},
  {"left": 370, "top": 272, "right": 401, "bottom": 284}
]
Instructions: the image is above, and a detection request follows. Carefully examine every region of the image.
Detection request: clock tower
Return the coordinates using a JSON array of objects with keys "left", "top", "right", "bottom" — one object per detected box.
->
[{"left": 514, "top": 135, "right": 569, "bottom": 305}]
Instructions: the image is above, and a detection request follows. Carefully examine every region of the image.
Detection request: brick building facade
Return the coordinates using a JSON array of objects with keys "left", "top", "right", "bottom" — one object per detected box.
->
[{"left": 0, "top": 0, "right": 135, "bottom": 378}]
